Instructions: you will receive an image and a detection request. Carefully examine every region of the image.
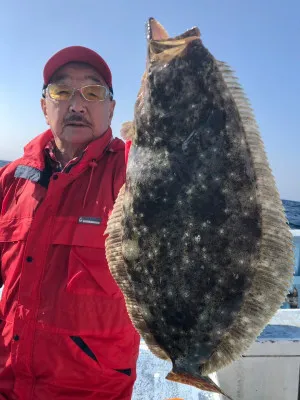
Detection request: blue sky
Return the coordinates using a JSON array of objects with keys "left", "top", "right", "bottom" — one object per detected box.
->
[{"left": 0, "top": 0, "right": 299, "bottom": 200}]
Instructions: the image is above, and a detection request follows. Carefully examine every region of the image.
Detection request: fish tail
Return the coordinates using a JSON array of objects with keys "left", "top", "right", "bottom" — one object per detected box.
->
[{"left": 166, "top": 370, "right": 234, "bottom": 400}]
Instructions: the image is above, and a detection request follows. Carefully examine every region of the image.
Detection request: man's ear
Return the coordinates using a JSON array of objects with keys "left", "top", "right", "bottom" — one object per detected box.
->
[
  {"left": 108, "top": 100, "right": 116, "bottom": 126},
  {"left": 41, "top": 98, "right": 50, "bottom": 126}
]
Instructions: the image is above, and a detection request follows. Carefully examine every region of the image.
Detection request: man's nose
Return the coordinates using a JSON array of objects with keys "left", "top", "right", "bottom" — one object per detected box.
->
[{"left": 68, "top": 90, "right": 86, "bottom": 113}]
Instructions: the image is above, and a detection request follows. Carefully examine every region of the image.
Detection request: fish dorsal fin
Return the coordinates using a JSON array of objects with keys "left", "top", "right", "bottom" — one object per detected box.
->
[
  {"left": 105, "top": 184, "right": 169, "bottom": 361},
  {"left": 121, "top": 121, "right": 135, "bottom": 141},
  {"left": 217, "top": 61, "right": 258, "bottom": 127},
  {"left": 200, "top": 61, "right": 294, "bottom": 376}
]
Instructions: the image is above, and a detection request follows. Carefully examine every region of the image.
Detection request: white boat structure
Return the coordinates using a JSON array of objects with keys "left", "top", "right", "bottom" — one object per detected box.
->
[{"left": 132, "top": 229, "right": 300, "bottom": 400}]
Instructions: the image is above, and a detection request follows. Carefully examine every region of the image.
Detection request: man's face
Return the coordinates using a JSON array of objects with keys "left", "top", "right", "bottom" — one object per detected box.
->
[{"left": 41, "top": 62, "right": 115, "bottom": 146}]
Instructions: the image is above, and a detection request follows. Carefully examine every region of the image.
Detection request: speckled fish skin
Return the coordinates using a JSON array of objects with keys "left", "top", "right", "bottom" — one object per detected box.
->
[{"left": 105, "top": 18, "right": 294, "bottom": 398}]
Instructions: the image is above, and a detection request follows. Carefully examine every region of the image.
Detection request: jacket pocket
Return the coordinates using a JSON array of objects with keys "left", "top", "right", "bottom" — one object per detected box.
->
[
  {"left": 51, "top": 217, "right": 122, "bottom": 298},
  {"left": 70, "top": 335, "right": 132, "bottom": 377},
  {"left": 0, "top": 217, "right": 32, "bottom": 242},
  {"left": 0, "top": 218, "right": 31, "bottom": 302}
]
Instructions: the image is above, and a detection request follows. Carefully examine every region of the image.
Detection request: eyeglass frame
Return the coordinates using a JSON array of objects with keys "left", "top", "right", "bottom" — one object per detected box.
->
[{"left": 42, "top": 83, "right": 114, "bottom": 102}]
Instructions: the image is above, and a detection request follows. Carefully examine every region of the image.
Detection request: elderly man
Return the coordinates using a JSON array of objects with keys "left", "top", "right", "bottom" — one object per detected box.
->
[{"left": 0, "top": 46, "right": 140, "bottom": 399}]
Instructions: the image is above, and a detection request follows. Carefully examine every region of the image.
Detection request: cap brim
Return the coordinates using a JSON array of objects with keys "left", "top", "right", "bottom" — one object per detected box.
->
[{"left": 43, "top": 46, "right": 113, "bottom": 91}]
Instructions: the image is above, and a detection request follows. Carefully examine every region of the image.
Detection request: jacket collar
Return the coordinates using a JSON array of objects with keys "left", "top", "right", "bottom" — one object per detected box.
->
[{"left": 18, "top": 127, "right": 123, "bottom": 171}]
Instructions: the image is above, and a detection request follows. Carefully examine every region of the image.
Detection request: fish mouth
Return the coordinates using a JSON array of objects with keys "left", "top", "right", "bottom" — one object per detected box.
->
[
  {"left": 147, "top": 17, "right": 169, "bottom": 41},
  {"left": 146, "top": 18, "right": 200, "bottom": 59},
  {"left": 135, "top": 18, "right": 201, "bottom": 115}
]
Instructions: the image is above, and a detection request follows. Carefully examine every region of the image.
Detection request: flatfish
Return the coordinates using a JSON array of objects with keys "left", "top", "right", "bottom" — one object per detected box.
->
[{"left": 105, "top": 17, "right": 294, "bottom": 398}]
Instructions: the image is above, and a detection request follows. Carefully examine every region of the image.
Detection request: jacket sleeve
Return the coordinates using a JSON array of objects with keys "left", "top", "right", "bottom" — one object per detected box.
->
[
  {"left": 124, "top": 140, "right": 132, "bottom": 167},
  {"left": 113, "top": 151, "right": 127, "bottom": 202},
  {"left": 0, "top": 168, "right": 5, "bottom": 289}
]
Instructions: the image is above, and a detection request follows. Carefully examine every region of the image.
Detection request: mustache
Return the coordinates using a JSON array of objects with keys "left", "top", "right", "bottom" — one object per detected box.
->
[{"left": 64, "top": 114, "right": 90, "bottom": 125}]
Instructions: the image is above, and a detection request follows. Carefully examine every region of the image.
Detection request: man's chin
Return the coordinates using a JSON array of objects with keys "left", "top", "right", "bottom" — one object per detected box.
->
[{"left": 63, "top": 126, "right": 94, "bottom": 142}]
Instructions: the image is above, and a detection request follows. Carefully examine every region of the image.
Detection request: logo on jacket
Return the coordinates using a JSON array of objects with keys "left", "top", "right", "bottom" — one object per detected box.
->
[{"left": 78, "top": 217, "right": 101, "bottom": 225}]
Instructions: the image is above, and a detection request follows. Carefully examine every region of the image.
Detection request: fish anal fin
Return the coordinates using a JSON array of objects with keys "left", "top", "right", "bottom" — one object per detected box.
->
[
  {"left": 166, "top": 371, "right": 234, "bottom": 400},
  {"left": 105, "top": 184, "right": 169, "bottom": 361}
]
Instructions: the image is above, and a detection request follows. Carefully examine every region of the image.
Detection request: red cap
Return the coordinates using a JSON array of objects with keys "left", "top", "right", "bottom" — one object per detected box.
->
[{"left": 43, "top": 46, "right": 113, "bottom": 92}]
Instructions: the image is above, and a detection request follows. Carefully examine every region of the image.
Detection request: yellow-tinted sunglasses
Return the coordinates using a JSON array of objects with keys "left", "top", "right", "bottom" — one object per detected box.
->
[{"left": 45, "top": 83, "right": 112, "bottom": 102}]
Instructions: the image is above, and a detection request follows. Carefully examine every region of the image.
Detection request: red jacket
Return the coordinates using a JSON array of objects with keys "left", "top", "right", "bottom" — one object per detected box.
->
[{"left": 0, "top": 128, "right": 140, "bottom": 400}]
